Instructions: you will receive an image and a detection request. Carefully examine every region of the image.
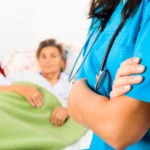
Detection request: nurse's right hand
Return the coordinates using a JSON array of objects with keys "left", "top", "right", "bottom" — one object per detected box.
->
[
  {"left": 12, "top": 85, "right": 43, "bottom": 107},
  {"left": 110, "top": 57, "right": 145, "bottom": 99}
]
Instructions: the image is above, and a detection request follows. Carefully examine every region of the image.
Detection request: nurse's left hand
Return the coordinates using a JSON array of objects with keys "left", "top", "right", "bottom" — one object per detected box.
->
[
  {"left": 50, "top": 106, "right": 69, "bottom": 127},
  {"left": 110, "top": 57, "right": 145, "bottom": 99}
]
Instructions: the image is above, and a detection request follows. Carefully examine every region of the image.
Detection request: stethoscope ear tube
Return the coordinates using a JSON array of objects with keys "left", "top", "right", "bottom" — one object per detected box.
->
[
  {"left": 69, "top": 21, "right": 124, "bottom": 90},
  {"left": 99, "top": 22, "right": 124, "bottom": 72},
  {"left": 68, "top": 26, "right": 102, "bottom": 82},
  {"left": 95, "top": 22, "right": 123, "bottom": 91}
]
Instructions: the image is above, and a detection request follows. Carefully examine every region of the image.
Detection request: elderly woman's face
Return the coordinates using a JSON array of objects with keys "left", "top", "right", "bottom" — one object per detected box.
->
[{"left": 38, "top": 46, "right": 64, "bottom": 74}]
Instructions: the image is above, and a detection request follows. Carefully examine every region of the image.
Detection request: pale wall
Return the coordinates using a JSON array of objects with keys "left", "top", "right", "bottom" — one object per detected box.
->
[{"left": 0, "top": 0, "right": 90, "bottom": 61}]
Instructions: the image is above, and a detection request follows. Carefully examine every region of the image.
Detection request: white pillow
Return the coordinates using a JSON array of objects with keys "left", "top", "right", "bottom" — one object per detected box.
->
[
  {"left": 1, "top": 50, "right": 40, "bottom": 76},
  {"left": 64, "top": 45, "right": 79, "bottom": 75},
  {"left": 1, "top": 45, "right": 80, "bottom": 76}
]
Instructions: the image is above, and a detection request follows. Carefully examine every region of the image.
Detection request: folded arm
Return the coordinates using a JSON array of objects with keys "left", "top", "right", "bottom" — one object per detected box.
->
[{"left": 68, "top": 79, "right": 150, "bottom": 149}]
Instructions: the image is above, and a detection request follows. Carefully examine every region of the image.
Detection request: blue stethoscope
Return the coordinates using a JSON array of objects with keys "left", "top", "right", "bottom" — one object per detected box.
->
[{"left": 69, "top": 21, "right": 124, "bottom": 91}]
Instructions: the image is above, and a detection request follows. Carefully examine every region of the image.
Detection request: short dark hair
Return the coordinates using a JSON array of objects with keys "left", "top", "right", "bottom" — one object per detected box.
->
[
  {"left": 36, "top": 39, "right": 67, "bottom": 72},
  {"left": 36, "top": 39, "right": 66, "bottom": 61}
]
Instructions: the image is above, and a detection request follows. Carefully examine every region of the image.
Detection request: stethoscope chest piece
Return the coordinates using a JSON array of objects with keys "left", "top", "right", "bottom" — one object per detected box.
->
[
  {"left": 69, "top": 21, "right": 124, "bottom": 91},
  {"left": 95, "top": 70, "right": 108, "bottom": 91}
]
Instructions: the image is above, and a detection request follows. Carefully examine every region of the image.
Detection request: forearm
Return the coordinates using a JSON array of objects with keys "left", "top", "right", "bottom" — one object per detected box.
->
[
  {"left": 68, "top": 89, "right": 88, "bottom": 127},
  {"left": 68, "top": 80, "right": 111, "bottom": 141},
  {"left": 68, "top": 79, "right": 150, "bottom": 149},
  {"left": 0, "top": 85, "right": 15, "bottom": 93},
  {"left": 68, "top": 80, "right": 108, "bottom": 126}
]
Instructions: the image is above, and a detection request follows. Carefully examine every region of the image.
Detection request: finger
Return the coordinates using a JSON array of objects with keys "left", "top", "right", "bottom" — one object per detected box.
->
[
  {"left": 32, "top": 92, "right": 42, "bottom": 107},
  {"left": 53, "top": 116, "right": 59, "bottom": 127},
  {"left": 54, "top": 111, "right": 64, "bottom": 127},
  {"left": 116, "top": 64, "right": 145, "bottom": 78},
  {"left": 35, "top": 91, "right": 43, "bottom": 105},
  {"left": 30, "top": 93, "right": 39, "bottom": 107},
  {"left": 25, "top": 95, "right": 36, "bottom": 107},
  {"left": 51, "top": 110, "right": 59, "bottom": 126},
  {"left": 35, "top": 94, "right": 42, "bottom": 107},
  {"left": 32, "top": 98, "right": 40, "bottom": 107},
  {"left": 51, "top": 110, "right": 57, "bottom": 125},
  {"left": 113, "top": 76, "right": 143, "bottom": 89},
  {"left": 58, "top": 111, "right": 68, "bottom": 126},
  {"left": 56, "top": 113, "right": 64, "bottom": 126},
  {"left": 36, "top": 97, "right": 42, "bottom": 107},
  {"left": 58, "top": 119, "right": 65, "bottom": 126},
  {"left": 110, "top": 85, "right": 131, "bottom": 99},
  {"left": 59, "top": 116, "right": 66, "bottom": 126},
  {"left": 120, "top": 57, "right": 140, "bottom": 67},
  {"left": 26, "top": 90, "right": 38, "bottom": 107}
]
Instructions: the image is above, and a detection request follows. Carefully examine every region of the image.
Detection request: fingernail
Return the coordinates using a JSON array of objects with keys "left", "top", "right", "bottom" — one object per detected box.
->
[
  {"left": 133, "top": 57, "right": 140, "bottom": 63},
  {"left": 134, "top": 76, "right": 142, "bottom": 81},
  {"left": 136, "top": 65, "right": 145, "bottom": 71},
  {"left": 124, "top": 85, "right": 130, "bottom": 90}
]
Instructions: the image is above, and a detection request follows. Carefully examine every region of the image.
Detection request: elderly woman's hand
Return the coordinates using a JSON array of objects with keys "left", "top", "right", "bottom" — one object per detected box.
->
[
  {"left": 50, "top": 106, "right": 69, "bottom": 127},
  {"left": 12, "top": 85, "right": 43, "bottom": 107},
  {"left": 110, "top": 58, "right": 145, "bottom": 99}
]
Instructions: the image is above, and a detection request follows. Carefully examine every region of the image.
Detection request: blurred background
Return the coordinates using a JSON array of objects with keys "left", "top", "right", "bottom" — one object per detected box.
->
[{"left": 0, "top": 0, "right": 90, "bottom": 61}]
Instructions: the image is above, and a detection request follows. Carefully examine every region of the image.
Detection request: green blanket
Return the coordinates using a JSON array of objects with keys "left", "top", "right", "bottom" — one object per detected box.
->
[{"left": 0, "top": 82, "right": 87, "bottom": 150}]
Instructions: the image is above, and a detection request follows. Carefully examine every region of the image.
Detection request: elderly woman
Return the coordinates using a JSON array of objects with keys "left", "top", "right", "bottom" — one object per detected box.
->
[
  {"left": 0, "top": 39, "right": 70, "bottom": 127},
  {"left": 0, "top": 39, "right": 95, "bottom": 150}
]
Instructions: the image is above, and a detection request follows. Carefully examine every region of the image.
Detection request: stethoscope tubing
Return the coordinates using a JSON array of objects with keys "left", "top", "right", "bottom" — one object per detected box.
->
[{"left": 69, "top": 20, "right": 124, "bottom": 90}]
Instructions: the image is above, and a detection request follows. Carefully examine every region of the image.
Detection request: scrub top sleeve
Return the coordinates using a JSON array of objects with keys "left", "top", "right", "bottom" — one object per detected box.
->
[
  {"left": 74, "top": 65, "right": 87, "bottom": 81},
  {"left": 125, "top": 5, "right": 150, "bottom": 103}
]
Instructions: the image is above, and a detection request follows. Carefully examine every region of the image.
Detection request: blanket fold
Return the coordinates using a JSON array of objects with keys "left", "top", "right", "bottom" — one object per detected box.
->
[{"left": 0, "top": 82, "right": 87, "bottom": 150}]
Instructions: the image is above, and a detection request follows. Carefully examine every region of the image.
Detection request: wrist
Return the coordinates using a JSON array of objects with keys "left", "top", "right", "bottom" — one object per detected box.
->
[{"left": 10, "top": 85, "right": 18, "bottom": 93}]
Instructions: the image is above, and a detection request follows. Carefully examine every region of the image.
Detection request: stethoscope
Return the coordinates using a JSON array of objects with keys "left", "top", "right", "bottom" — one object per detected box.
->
[{"left": 69, "top": 20, "right": 124, "bottom": 91}]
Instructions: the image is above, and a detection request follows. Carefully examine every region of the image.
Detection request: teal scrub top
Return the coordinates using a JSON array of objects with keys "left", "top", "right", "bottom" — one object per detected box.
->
[{"left": 75, "top": 0, "right": 150, "bottom": 149}]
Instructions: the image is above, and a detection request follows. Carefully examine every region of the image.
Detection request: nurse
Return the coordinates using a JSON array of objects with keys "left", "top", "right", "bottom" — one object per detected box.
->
[{"left": 68, "top": 0, "right": 150, "bottom": 149}]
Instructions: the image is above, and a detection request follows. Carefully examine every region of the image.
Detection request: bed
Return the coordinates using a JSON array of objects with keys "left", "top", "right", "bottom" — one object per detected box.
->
[{"left": 0, "top": 47, "right": 92, "bottom": 150}]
